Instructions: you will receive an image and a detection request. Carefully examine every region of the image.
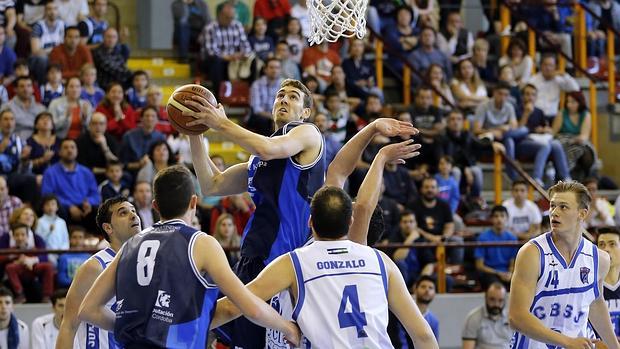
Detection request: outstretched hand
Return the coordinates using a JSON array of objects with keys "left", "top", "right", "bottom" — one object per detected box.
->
[
  {"left": 183, "top": 95, "right": 230, "bottom": 131},
  {"left": 378, "top": 139, "right": 422, "bottom": 165},
  {"left": 373, "top": 118, "right": 419, "bottom": 138}
]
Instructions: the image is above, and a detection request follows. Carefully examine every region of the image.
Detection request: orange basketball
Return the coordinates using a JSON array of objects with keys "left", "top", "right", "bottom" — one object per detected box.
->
[
  {"left": 166, "top": 84, "right": 217, "bottom": 135},
  {"left": 595, "top": 341, "right": 608, "bottom": 349}
]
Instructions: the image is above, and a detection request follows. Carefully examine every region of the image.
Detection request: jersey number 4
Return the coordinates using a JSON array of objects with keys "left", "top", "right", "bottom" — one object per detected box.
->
[
  {"left": 338, "top": 285, "right": 368, "bottom": 338},
  {"left": 137, "top": 240, "right": 161, "bottom": 286},
  {"left": 544, "top": 270, "right": 560, "bottom": 289}
]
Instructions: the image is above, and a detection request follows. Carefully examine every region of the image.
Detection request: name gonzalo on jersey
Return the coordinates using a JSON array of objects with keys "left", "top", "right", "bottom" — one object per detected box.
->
[{"left": 316, "top": 259, "right": 366, "bottom": 270}]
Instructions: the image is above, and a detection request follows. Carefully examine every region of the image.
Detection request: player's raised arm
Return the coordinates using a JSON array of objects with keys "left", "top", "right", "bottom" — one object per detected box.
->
[
  {"left": 589, "top": 250, "right": 620, "bottom": 349},
  {"left": 77, "top": 256, "right": 119, "bottom": 332},
  {"left": 55, "top": 259, "right": 103, "bottom": 349},
  {"left": 381, "top": 251, "right": 439, "bottom": 349}
]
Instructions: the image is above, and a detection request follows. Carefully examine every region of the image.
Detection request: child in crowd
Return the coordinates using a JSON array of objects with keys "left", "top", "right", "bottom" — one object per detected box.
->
[
  {"left": 125, "top": 70, "right": 149, "bottom": 109},
  {"left": 56, "top": 226, "right": 90, "bottom": 288},
  {"left": 323, "top": 91, "right": 352, "bottom": 144},
  {"left": 7, "top": 59, "right": 42, "bottom": 101},
  {"left": 41, "top": 64, "right": 63, "bottom": 107},
  {"left": 79, "top": 63, "right": 105, "bottom": 108},
  {"left": 35, "top": 194, "right": 69, "bottom": 266},
  {"left": 435, "top": 155, "right": 460, "bottom": 214},
  {"left": 98, "top": 160, "right": 130, "bottom": 201}
]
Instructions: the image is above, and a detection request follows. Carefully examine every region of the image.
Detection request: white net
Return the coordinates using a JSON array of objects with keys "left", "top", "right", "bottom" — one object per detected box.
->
[{"left": 307, "top": 0, "right": 369, "bottom": 45}]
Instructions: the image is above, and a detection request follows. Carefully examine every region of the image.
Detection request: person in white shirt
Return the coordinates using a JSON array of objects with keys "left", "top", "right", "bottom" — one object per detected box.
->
[
  {"left": 502, "top": 180, "right": 542, "bottom": 240},
  {"left": 0, "top": 286, "right": 28, "bottom": 349},
  {"left": 55, "top": 0, "right": 89, "bottom": 26},
  {"left": 583, "top": 177, "right": 615, "bottom": 228},
  {"left": 31, "top": 289, "right": 66, "bottom": 349},
  {"left": 290, "top": 0, "right": 310, "bottom": 38},
  {"left": 35, "top": 195, "right": 69, "bottom": 266},
  {"left": 527, "top": 54, "right": 579, "bottom": 120}
]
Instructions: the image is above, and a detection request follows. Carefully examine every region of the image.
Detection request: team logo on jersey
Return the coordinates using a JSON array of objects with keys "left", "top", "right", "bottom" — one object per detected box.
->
[
  {"left": 580, "top": 267, "right": 590, "bottom": 284},
  {"left": 115, "top": 299, "right": 124, "bottom": 311},
  {"left": 155, "top": 290, "right": 171, "bottom": 308},
  {"left": 327, "top": 248, "right": 348, "bottom": 255}
]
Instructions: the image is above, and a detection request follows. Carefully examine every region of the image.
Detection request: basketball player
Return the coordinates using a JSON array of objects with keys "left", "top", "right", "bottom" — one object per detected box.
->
[
  {"left": 508, "top": 181, "right": 620, "bottom": 349},
  {"left": 78, "top": 165, "right": 301, "bottom": 348},
  {"left": 597, "top": 227, "right": 620, "bottom": 340},
  {"left": 212, "top": 186, "right": 439, "bottom": 348},
  {"left": 56, "top": 197, "right": 141, "bottom": 349},
  {"left": 186, "top": 78, "right": 417, "bottom": 348}
]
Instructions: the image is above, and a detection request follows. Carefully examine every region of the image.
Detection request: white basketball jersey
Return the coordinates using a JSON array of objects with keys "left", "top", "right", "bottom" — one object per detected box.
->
[
  {"left": 290, "top": 240, "right": 393, "bottom": 349},
  {"left": 510, "top": 232, "right": 599, "bottom": 349},
  {"left": 75, "top": 248, "right": 122, "bottom": 349}
]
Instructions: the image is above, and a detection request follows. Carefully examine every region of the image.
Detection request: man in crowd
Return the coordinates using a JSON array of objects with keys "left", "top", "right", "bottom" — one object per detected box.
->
[
  {"left": 462, "top": 282, "right": 512, "bottom": 349},
  {"left": 31, "top": 289, "right": 67, "bottom": 349},
  {"left": 502, "top": 180, "right": 542, "bottom": 240}
]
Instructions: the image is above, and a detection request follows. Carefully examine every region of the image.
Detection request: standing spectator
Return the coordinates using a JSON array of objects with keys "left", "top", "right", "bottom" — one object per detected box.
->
[
  {"left": 583, "top": 177, "right": 615, "bottom": 228},
  {"left": 451, "top": 58, "right": 488, "bottom": 115},
  {"left": 301, "top": 41, "right": 341, "bottom": 88},
  {"left": 2, "top": 76, "right": 45, "bottom": 140},
  {"left": 437, "top": 11, "right": 473, "bottom": 63},
  {"left": 79, "top": 63, "right": 104, "bottom": 107},
  {"left": 248, "top": 17, "right": 274, "bottom": 63},
  {"left": 274, "top": 40, "right": 300, "bottom": 80},
  {"left": 55, "top": 0, "right": 88, "bottom": 26},
  {"left": 132, "top": 181, "right": 158, "bottom": 229},
  {"left": 56, "top": 227, "right": 90, "bottom": 288},
  {"left": 171, "top": 0, "right": 210, "bottom": 63},
  {"left": 135, "top": 140, "right": 175, "bottom": 185},
  {"left": 203, "top": 3, "right": 251, "bottom": 100},
  {"left": 40, "top": 63, "right": 63, "bottom": 107},
  {"left": 95, "top": 82, "right": 137, "bottom": 140},
  {"left": 31, "top": 289, "right": 66, "bottom": 349},
  {"left": 471, "top": 38, "right": 496, "bottom": 84},
  {"left": 435, "top": 155, "right": 460, "bottom": 214},
  {"left": 91, "top": 27, "right": 131, "bottom": 89},
  {"left": 528, "top": 54, "right": 579, "bottom": 120},
  {"left": 48, "top": 77, "right": 92, "bottom": 139},
  {"left": 0, "top": 176, "right": 21, "bottom": 235},
  {"left": 49, "top": 26, "right": 92, "bottom": 80},
  {"left": 461, "top": 282, "right": 512, "bottom": 349},
  {"left": 248, "top": 58, "right": 282, "bottom": 136},
  {"left": 35, "top": 194, "right": 69, "bottom": 262},
  {"left": 0, "top": 223, "right": 53, "bottom": 303},
  {"left": 409, "top": 26, "right": 451, "bottom": 86},
  {"left": 78, "top": 0, "right": 108, "bottom": 48},
  {"left": 0, "top": 286, "right": 28, "bottom": 349},
  {"left": 401, "top": 276, "right": 440, "bottom": 348},
  {"left": 384, "top": 6, "right": 418, "bottom": 75},
  {"left": 0, "top": 1, "right": 16, "bottom": 49},
  {"left": 426, "top": 63, "right": 455, "bottom": 110},
  {"left": 312, "top": 112, "right": 341, "bottom": 165},
  {"left": 98, "top": 160, "right": 130, "bottom": 201},
  {"left": 75, "top": 112, "right": 120, "bottom": 182},
  {"left": 499, "top": 38, "right": 533, "bottom": 87},
  {"left": 212, "top": 213, "right": 240, "bottom": 267},
  {"left": 283, "top": 17, "right": 305, "bottom": 65},
  {"left": 29, "top": 1, "right": 64, "bottom": 84},
  {"left": 216, "top": 0, "right": 250, "bottom": 30},
  {"left": 0, "top": 26, "right": 17, "bottom": 83},
  {"left": 342, "top": 38, "right": 379, "bottom": 101},
  {"left": 125, "top": 70, "right": 149, "bottom": 110},
  {"left": 406, "top": 85, "right": 445, "bottom": 171},
  {"left": 253, "top": 0, "right": 291, "bottom": 39},
  {"left": 41, "top": 138, "right": 100, "bottom": 229},
  {"left": 119, "top": 106, "right": 165, "bottom": 173},
  {"left": 502, "top": 180, "right": 542, "bottom": 240},
  {"left": 25, "top": 111, "right": 61, "bottom": 176}
]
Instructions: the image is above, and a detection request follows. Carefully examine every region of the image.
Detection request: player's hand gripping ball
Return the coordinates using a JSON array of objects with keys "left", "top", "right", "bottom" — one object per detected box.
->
[{"left": 166, "top": 84, "right": 217, "bottom": 135}]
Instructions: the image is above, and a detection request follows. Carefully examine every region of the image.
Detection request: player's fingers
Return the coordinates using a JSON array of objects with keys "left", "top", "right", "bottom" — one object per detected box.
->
[
  {"left": 181, "top": 110, "right": 199, "bottom": 119},
  {"left": 184, "top": 100, "right": 209, "bottom": 112},
  {"left": 186, "top": 119, "right": 204, "bottom": 127},
  {"left": 190, "top": 94, "right": 211, "bottom": 106}
]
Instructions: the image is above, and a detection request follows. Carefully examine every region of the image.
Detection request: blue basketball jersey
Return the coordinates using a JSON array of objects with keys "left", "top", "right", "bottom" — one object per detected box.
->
[
  {"left": 81, "top": 16, "right": 108, "bottom": 44},
  {"left": 114, "top": 219, "right": 219, "bottom": 349},
  {"left": 510, "top": 232, "right": 599, "bottom": 349},
  {"left": 604, "top": 281, "right": 620, "bottom": 337},
  {"left": 242, "top": 121, "right": 325, "bottom": 265}
]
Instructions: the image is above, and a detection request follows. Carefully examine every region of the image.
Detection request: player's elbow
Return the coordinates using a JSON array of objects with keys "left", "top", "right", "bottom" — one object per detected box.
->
[
  {"left": 508, "top": 309, "right": 525, "bottom": 331},
  {"left": 413, "top": 330, "right": 439, "bottom": 349}
]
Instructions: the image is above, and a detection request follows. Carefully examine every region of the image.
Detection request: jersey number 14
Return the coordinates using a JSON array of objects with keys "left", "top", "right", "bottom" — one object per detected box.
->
[{"left": 338, "top": 285, "right": 369, "bottom": 338}]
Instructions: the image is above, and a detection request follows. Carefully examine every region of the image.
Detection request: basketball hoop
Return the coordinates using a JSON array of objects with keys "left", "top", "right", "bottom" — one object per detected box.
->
[{"left": 307, "top": 0, "right": 369, "bottom": 45}]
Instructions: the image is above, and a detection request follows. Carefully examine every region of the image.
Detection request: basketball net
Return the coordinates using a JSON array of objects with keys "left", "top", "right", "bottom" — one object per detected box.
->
[{"left": 307, "top": 0, "right": 369, "bottom": 45}]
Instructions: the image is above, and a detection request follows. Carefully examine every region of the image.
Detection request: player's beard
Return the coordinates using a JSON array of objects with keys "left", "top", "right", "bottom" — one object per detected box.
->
[{"left": 487, "top": 305, "right": 503, "bottom": 315}]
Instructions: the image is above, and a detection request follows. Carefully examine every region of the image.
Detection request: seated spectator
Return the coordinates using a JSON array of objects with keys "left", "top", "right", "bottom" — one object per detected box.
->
[
  {"left": 391, "top": 211, "right": 426, "bottom": 286},
  {"left": 384, "top": 6, "right": 418, "bottom": 75},
  {"left": 552, "top": 91, "right": 596, "bottom": 181},
  {"left": 583, "top": 177, "right": 614, "bottom": 228},
  {"left": 48, "top": 77, "right": 93, "bottom": 139},
  {"left": 0, "top": 286, "right": 29, "bottom": 347},
  {"left": 98, "top": 160, "right": 130, "bottom": 201},
  {"left": 202, "top": 3, "right": 252, "bottom": 99},
  {"left": 171, "top": 0, "right": 210, "bottom": 63},
  {"left": 143, "top": 85, "right": 173, "bottom": 136},
  {"left": 0, "top": 176, "right": 22, "bottom": 235},
  {"left": 253, "top": 0, "right": 291, "bottom": 39},
  {"left": 212, "top": 213, "right": 240, "bottom": 267},
  {"left": 342, "top": 38, "right": 380, "bottom": 101},
  {"left": 41, "top": 138, "right": 100, "bottom": 230},
  {"left": 49, "top": 26, "right": 93, "bottom": 80},
  {"left": 2, "top": 76, "right": 45, "bottom": 140},
  {"left": 462, "top": 282, "right": 512, "bottom": 348},
  {"left": 167, "top": 133, "right": 209, "bottom": 168},
  {"left": 497, "top": 65, "right": 522, "bottom": 110},
  {"left": 0, "top": 84, "right": 7, "bottom": 106},
  {"left": 216, "top": 0, "right": 250, "bottom": 30},
  {"left": 0, "top": 223, "right": 53, "bottom": 303},
  {"left": 13, "top": 0, "right": 46, "bottom": 59},
  {"left": 528, "top": 54, "right": 579, "bottom": 120},
  {"left": 75, "top": 112, "right": 120, "bottom": 182},
  {"left": 324, "top": 65, "right": 362, "bottom": 113},
  {"left": 40, "top": 64, "right": 64, "bottom": 107},
  {"left": 35, "top": 194, "right": 69, "bottom": 264},
  {"left": 274, "top": 40, "right": 300, "bottom": 80},
  {"left": 471, "top": 38, "right": 496, "bottom": 84},
  {"left": 301, "top": 41, "right": 341, "bottom": 89},
  {"left": 378, "top": 183, "right": 400, "bottom": 240},
  {"left": 31, "top": 288, "right": 66, "bottom": 349},
  {"left": 291, "top": 0, "right": 310, "bottom": 37},
  {"left": 437, "top": 11, "right": 473, "bottom": 64},
  {"left": 136, "top": 140, "right": 175, "bottom": 185},
  {"left": 248, "top": 17, "right": 274, "bottom": 63},
  {"left": 91, "top": 27, "right": 131, "bottom": 89},
  {"left": 585, "top": 0, "right": 620, "bottom": 62},
  {"left": 302, "top": 74, "right": 323, "bottom": 112},
  {"left": 125, "top": 70, "right": 149, "bottom": 110},
  {"left": 0, "top": 26, "right": 17, "bottom": 84},
  {"left": 29, "top": 2, "right": 65, "bottom": 84},
  {"left": 283, "top": 17, "right": 305, "bottom": 65},
  {"left": 313, "top": 112, "right": 341, "bottom": 166},
  {"left": 502, "top": 180, "right": 542, "bottom": 240},
  {"left": 56, "top": 226, "right": 90, "bottom": 288},
  {"left": 79, "top": 63, "right": 105, "bottom": 107},
  {"left": 498, "top": 38, "right": 533, "bottom": 87},
  {"left": 474, "top": 205, "right": 518, "bottom": 290},
  {"left": 132, "top": 181, "right": 158, "bottom": 229},
  {"left": 409, "top": 26, "right": 451, "bottom": 86},
  {"left": 78, "top": 0, "right": 109, "bottom": 48},
  {"left": 119, "top": 106, "right": 165, "bottom": 173},
  {"left": 400, "top": 276, "right": 439, "bottom": 348},
  {"left": 9, "top": 206, "right": 36, "bottom": 241},
  {"left": 248, "top": 58, "right": 282, "bottom": 136},
  {"left": 405, "top": 86, "right": 445, "bottom": 171},
  {"left": 435, "top": 155, "right": 460, "bottom": 214},
  {"left": 5, "top": 59, "right": 42, "bottom": 102},
  {"left": 26, "top": 112, "right": 61, "bottom": 177},
  {"left": 451, "top": 58, "right": 487, "bottom": 115},
  {"left": 95, "top": 82, "right": 137, "bottom": 140},
  {"left": 356, "top": 93, "right": 383, "bottom": 124},
  {"left": 322, "top": 91, "right": 353, "bottom": 144},
  {"left": 426, "top": 63, "right": 455, "bottom": 110},
  {"left": 529, "top": 1, "right": 572, "bottom": 60},
  {"left": 615, "top": 194, "right": 620, "bottom": 227},
  {"left": 56, "top": 0, "right": 88, "bottom": 26},
  {"left": 208, "top": 193, "right": 255, "bottom": 236}
]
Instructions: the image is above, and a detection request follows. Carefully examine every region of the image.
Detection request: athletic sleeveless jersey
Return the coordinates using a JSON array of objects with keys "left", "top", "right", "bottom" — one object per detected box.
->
[
  {"left": 80, "top": 16, "right": 108, "bottom": 44},
  {"left": 604, "top": 281, "right": 620, "bottom": 337},
  {"left": 243, "top": 121, "right": 325, "bottom": 265},
  {"left": 510, "top": 232, "right": 599, "bottom": 349},
  {"left": 75, "top": 247, "right": 122, "bottom": 349},
  {"left": 31, "top": 19, "right": 64, "bottom": 49},
  {"left": 114, "top": 219, "right": 219, "bottom": 348},
  {"left": 290, "top": 240, "right": 393, "bottom": 348}
]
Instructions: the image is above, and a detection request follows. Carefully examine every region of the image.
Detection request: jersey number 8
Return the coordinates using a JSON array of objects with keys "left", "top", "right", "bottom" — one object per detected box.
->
[{"left": 137, "top": 240, "right": 161, "bottom": 286}]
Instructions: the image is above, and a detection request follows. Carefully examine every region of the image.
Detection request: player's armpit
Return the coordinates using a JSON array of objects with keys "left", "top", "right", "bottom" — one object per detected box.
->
[
  {"left": 255, "top": 123, "right": 322, "bottom": 162},
  {"left": 78, "top": 256, "right": 119, "bottom": 332}
]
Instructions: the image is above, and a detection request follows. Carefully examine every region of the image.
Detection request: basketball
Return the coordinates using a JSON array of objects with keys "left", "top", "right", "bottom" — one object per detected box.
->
[{"left": 166, "top": 84, "right": 217, "bottom": 135}]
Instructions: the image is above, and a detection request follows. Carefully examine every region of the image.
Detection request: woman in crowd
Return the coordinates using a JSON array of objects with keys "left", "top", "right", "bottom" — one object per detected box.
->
[
  {"left": 26, "top": 112, "right": 61, "bottom": 177},
  {"left": 136, "top": 138, "right": 176, "bottom": 185},
  {"left": 451, "top": 58, "right": 488, "bottom": 114},
  {"left": 48, "top": 77, "right": 93, "bottom": 139},
  {"left": 95, "top": 82, "right": 137, "bottom": 140},
  {"left": 498, "top": 38, "right": 533, "bottom": 87},
  {"left": 212, "top": 213, "right": 241, "bottom": 267}
]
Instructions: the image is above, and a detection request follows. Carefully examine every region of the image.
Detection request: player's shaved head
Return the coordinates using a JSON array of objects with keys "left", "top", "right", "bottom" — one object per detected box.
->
[{"left": 310, "top": 186, "right": 353, "bottom": 240}]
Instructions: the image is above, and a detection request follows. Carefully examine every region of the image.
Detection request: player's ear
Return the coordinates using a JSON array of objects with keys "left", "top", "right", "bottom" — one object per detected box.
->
[
  {"left": 102, "top": 222, "right": 113, "bottom": 237},
  {"left": 189, "top": 195, "right": 198, "bottom": 209},
  {"left": 301, "top": 107, "right": 312, "bottom": 121},
  {"left": 308, "top": 215, "right": 312, "bottom": 229},
  {"left": 152, "top": 200, "right": 159, "bottom": 214}
]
